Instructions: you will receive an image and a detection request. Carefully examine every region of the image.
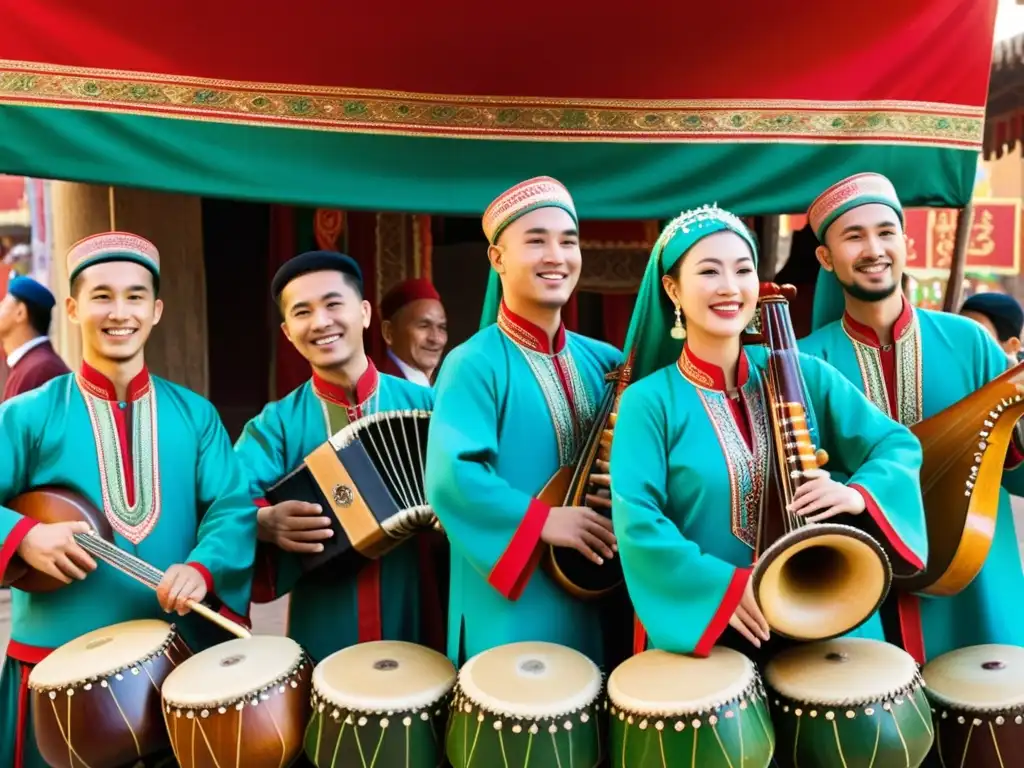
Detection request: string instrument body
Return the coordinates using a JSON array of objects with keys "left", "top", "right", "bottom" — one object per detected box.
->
[
  {"left": 3, "top": 486, "right": 113, "bottom": 592},
  {"left": 900, "top": 361, "right": 1024, "bottom": 595},
  {"left": 539, "top": 359, "right": 632, "bottom": 600}
]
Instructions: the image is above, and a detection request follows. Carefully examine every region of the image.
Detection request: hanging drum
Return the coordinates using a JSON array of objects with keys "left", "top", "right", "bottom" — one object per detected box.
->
[
  {"left": 922, "top": 643, "right": 1024, "bottom": 767},
  {"left": 607, "top": 647, "right": 775, "bottom": 768},
  {"left": 29, "top": 619, "right": 191, "bottom": 768},
  {"left": 765, "top": 637, "right": 934, "bottom": 768},
  {"left": 447, "top": 641, "right": 605, "bottom": 767},
  {"left": 304, "top": 640, "right": 456, "bottom": 768}
]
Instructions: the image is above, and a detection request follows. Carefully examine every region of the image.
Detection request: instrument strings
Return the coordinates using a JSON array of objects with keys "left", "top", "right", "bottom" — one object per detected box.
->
[
  {"left": 763, "top": 301, "right": 813, "bottom": 535},
  {"left": 72, "top": 532, "right": 165, "bottom": 590}
]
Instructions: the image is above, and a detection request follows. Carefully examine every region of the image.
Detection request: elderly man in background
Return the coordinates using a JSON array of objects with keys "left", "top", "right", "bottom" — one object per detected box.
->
[{"left": 379, "top": 277, "right": 447, "bottom": 386}]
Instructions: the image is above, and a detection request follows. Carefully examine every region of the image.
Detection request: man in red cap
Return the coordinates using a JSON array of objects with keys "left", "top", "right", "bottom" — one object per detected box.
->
[{"left": 378, "top": 277, "right": 447, "bottom": 386}]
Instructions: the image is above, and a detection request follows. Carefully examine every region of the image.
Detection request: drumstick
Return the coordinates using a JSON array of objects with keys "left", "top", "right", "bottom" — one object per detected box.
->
[{"left": 72, "top": 532, "right": 253, "bottom": 640}]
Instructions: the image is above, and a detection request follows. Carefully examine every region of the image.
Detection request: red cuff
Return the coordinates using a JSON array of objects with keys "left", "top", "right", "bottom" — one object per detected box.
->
[
  {"left": 186, "top": 561, "right": 253, "bottom": 629},
  {"left": 250, "top": 543, "right": 278, "bottom": 604},
  {"left": 186, "top": 562, "right": 215, "bottom": 593},
  {"left": 0, "top": 517, "right": 39, "bottom": 586},
  {"left": 488, "top": 499, "right": 551, "bottom": 601},
  {"left": 850, "top": 484, "right": 925, "bottom": 573},
  {"left": 1006, "top": 441, "right": 1024, "bottom": 471},
  {"left": 254, "top": 497, "right": 270, "bottom": 508},
  {"left": 694, "top": 567, "right": 751, "bottom": 658}
]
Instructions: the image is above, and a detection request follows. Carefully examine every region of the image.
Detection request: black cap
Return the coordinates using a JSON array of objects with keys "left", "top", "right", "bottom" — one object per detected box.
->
[
  {"left": 961, "top": 292, "right": 1024, "bottom": 342},
  {"left": 271, "top": 250, "right": 364, "bottom": 299}
]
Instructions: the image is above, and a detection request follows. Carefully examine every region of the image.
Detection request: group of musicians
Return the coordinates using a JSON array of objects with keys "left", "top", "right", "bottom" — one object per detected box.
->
[{"left": 0, "top": 171, "right": 1022, "bottom": 767}]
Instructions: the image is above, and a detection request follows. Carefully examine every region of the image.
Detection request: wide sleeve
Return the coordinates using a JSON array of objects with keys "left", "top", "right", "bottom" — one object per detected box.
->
[
  {"left": 425, "top": 347, "right": 552, "bottom": 601},
  {"left": 610, "top": 382, "right": 750, "bottom": 657},
  {"left": 232, "top": 403, "right": 304, "bottom": 603},
  {"left": 0, "top": 398, "right": 42, "bottom": 585},
  {"left": 802, "top": 354, "right": 927, "bottom": 577},
  {"left": 183, "top": 399, "right": 260, "bottom": 622}
]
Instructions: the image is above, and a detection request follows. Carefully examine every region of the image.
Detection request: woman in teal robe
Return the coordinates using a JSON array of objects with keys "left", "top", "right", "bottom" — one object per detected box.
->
[
  {"left": 0, "top": 363, "right": 258, "bottom": 768},
  {"left": 609, "top": 204, "right": 928, "bottom": 658},
  {"left": 801, "top": 183, "right": 1024, "bottom": 663}
]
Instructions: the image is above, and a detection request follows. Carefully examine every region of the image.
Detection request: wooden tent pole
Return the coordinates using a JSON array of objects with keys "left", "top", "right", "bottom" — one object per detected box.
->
[{"left": 942, "top": 203, "right": 973, "bottom": 312}]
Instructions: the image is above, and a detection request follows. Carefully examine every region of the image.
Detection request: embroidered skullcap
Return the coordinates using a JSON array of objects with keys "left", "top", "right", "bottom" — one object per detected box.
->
[
  {"left": 807, "top": 172, "right": 904, "bottom": 244},
  {"left": 271, "top": 250, "right": 364, "bottom": 299},
  {"left": 961, "top": 292, "right": 1024, "bottom": 342},
  {"left": 481, "top": 176, "right": 578, "bottom": 245},
  {"left": 380, "top": 278, "right": 442, "bottom": 320},
  {"left": 622, "top": 204, "right": 759, "bottom": 385},
  {"left": 808, "top": 173, "right": 905, "bottom": 331},
  {"left": 7, "top": 274, "right": 56, "bottom": 311},
  {"left": 66, "top": 232, "right": 160, "bottom": 286}
]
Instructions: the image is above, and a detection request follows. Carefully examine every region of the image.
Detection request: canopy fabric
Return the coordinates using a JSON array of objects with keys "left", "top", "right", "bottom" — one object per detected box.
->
[
  {"left": 0, "top": 1, "right": 997, "bottom": 217},
  {"left": 985, "top": 32, "right": 1024, "bottom": 160}
]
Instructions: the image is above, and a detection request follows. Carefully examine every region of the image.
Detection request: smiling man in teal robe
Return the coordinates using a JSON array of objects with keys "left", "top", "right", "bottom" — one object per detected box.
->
[
  {"left": 0, "top": 232, "right": 257, "bottom": 768},
  {"left": 426, "top": 176, "right": 621, "bottom": 667},
  {"left": 799, "top": 172, "right": 1024, "bottom": 664},
  {"left": 234, "top": 250, "right": 442, "bottom": 664}
]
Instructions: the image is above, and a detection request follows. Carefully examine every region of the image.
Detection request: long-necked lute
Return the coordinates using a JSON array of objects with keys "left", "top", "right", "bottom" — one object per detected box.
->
[
  {"left": 750, "top": 283, "right": 893, "bottom": 640},
  {"left": 897, "top": 360, "right": 1024, "bottom": 595},
  {"left": 1, "top": 486, "right": 250, "bottom": 638},
  {"left": 537, "top": 356, "right": 634, "bottom": 600}
]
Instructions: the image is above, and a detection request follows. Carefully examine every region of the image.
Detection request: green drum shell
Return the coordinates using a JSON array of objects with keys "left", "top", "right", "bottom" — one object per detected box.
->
[
  {"left": 768, "top": 674, "right": 934, "bottom": 768},
  {"left": 446, "top": 684, "right": 605, "bottom": 768},
  {"left": 304, "top": 688, "right": 451, "bottom": 768},
  {"left": 608, "top": 674, "right": 775, "bottom": 768},
  {"left": 927, "top": 695, "right": 1024, "bottom": 767}
]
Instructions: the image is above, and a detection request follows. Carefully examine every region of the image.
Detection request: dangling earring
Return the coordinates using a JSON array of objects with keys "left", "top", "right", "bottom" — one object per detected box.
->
[
  {"left": 745, "top": 314, "right": 762, "bottom": 335},
  {"left": 671, "top": 305, "right": 686, "bottom": 340}
]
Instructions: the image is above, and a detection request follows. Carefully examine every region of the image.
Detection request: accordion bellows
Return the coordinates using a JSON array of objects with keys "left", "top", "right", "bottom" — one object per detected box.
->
[{"left": 265, "top": 409, "right": 437, "bottom": 575}]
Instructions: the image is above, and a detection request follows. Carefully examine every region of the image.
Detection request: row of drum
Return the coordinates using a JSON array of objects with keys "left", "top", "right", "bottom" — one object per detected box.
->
[{"left": 26, "top": 618, "right": 1022, "bottom": 768}]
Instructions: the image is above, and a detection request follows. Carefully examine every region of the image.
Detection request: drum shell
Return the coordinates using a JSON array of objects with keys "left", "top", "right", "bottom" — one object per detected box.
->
[
  {"left": 446, "top": 686, "right": 605, "bottom": 768},
  {"left": 768, "top": 684, "right": 934, "bottom": 768},
  {"left": 928, "top": 703, "right": 1024, "bottom": 768},
  {"left": 608, "top": 686, "right": 774, "bottom": 768},
  {"left": 304, "top": 690, "right": 451, "bottom": 768},
  {"left": 163, "top": 660, "right": 312, "bottom": 768},
  {"left": 31, "top": 635, "right": 190, "bottom": 768}
]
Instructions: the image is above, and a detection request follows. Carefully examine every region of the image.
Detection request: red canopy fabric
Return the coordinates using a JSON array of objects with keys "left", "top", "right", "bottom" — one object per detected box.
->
[{"left": 0, "top": 1, "right": 999, "bottom": 216}]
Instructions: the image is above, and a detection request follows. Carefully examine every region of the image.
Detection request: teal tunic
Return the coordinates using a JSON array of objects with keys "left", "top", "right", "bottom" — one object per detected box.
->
[
  {"left": 610, "top": 346, "right": 928, "bottom": 657},
  {"left": 426, "top": 304, "right": 622, "bottom": 667},
  {"left": 234, "top": 364, "right": 439, "bottom": 664},
  {"left": 0, "top": 364, "right": 258, "bottom": 768},
  {"left": 800, "top": 304, "right": 1024, "bottom": 662}
]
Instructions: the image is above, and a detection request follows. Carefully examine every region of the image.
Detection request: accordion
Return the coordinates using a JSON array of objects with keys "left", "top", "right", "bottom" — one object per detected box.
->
[{"left": 265, "top": 409, "right": 437, "bottom": 575}]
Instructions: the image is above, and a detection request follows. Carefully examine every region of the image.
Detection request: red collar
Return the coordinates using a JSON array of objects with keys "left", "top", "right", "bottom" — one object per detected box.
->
[
  {"left": 78, "top": 361, "right": 151, "bottom": 402},
  {"left": 497, "top": 300, "right": 566, "bottom": 355},
  {"left": 842, "top": 296, "right": 915, "bottom": 348},
  {"left": 677, "top": 345, "right": 750, "bottom": 392},
  {"left": 312, "top": 357, "right": 379, "bottom": 407}
]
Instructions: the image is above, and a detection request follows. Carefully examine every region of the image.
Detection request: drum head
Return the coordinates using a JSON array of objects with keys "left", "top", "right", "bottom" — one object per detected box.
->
[
  {"left": 162, "top": 635, "right": 303, "bottom": 707},
  {"left": 458, "top": 641, "right": 601, "bottom": 719},
  {"left": 923, "top": 644, "right": 1024, "bottom": 711},
  {"left": 29, "top": 619, "right": 174, "bottom": 690},
  {"left": 313, "top": 640, "right": 455, "bottom": 713},
  {"left": 766, "top": 638, "right": 918, "bottom": 705},
  {"left": 607, "top": 647, "right": 756, "bottom": 715}
]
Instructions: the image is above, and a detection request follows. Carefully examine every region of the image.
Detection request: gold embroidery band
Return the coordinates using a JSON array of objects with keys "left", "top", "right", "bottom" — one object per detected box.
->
[
  {"left": 304, "top": 442, "right": 386, "bottom": 557},
  {"left": 0, "top": 59, "right": 984, "bottom": 147}
]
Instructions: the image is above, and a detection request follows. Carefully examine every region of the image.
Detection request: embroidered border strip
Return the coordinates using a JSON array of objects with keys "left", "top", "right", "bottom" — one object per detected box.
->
[{"left": 0, "top": 60, "right": 984, "bottom": 147}]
